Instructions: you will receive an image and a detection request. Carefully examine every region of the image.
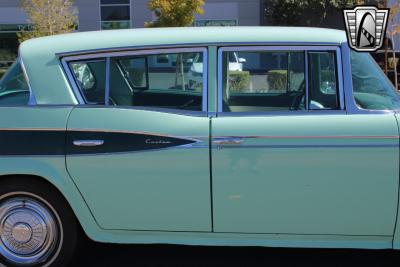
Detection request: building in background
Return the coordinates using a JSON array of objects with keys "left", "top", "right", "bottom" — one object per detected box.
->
[{"left": 0, "top": 0, "right": 261, "bottom": 62}]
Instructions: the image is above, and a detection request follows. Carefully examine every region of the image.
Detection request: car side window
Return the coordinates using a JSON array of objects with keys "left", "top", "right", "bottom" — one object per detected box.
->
[
  {"left": 351, "top": 51, "right": 400, "bottom": 110},
  {"left": 220, "top": 48, "right": 340, "bottom": 112},
  {"left": 221, "top": 50, "right": 306, "bottom": 112},
  {"left": 0, "top": 61, "right": 30, "bottom": 106},
  {"left": 109, "top": 51, "right": 204, "bottom": 111},
  {"left": 308, "top": 51, "right": 339, "bottom": 109},
  {"left": 69, "top": 59, "right": 106, "bottom": 104}
]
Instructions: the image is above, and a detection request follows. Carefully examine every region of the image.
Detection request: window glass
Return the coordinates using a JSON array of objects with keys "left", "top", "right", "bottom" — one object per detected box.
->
[
  {"left": 221, "top": 51, "right": 306, "bottom": 112},
  {"left": 108, "top": 51, "right": 204, "bottom": 111},
  {"left": 0, "top": 61, "right": 29, "bottom": 105},
  {"left": 100, "top": 0, "right": 131, "bottom": 30},
  {"left": 308, "top": 52, "right": 339, "bottom": 109},
  {"left": 69, "top": 59, "right": 106, "bottom": 104},
  {"left": 101, "top": 6, "right": 130, "bottom": 21},
  {"left": 351, "top": 51, "right": 400, "bottom": 110},
  {"left": 101, "top": 0, "right": 130, "bottom": 4}
]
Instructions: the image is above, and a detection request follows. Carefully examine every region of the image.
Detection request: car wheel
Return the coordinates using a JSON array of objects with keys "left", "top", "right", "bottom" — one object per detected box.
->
[{"left": 0, "top": 177, "right": 78, "bottom": 267}]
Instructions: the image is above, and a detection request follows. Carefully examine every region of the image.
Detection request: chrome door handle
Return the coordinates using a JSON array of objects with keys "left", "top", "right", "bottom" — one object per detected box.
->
[
  {"left": 73, "top": 140, "right": 104, "bottom": 147},
  {"left": 212, "top": 137, "right": 244, "bottom": 145}
]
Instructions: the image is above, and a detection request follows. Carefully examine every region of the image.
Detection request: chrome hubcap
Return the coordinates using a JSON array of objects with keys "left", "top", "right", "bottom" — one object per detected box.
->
[{"left": 0, "top": 195, "right": 59, "bottom": 265}]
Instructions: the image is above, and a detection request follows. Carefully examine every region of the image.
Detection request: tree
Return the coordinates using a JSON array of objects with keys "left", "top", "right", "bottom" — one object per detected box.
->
[
  {"left": 264, "top": 0, "right": 357, "bottom": 27},
  {"left": 17, "top": 0, "right": 77, "bottom": 43},
  {"left": 146, "top": 0, "right": 205, "bottom": 27}
]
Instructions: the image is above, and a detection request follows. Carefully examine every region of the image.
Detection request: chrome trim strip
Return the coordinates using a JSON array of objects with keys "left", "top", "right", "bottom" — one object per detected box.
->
[
  {"left": 216, "top": 45, "right": 344, "bottom": 114},
  {"left": 213, "top": 144, "right": 398, "bottom": 149},
  {"left": 335, "top": 47, "right": 345, "bottom": 110},
  {"left": 202, "top": 49, "right": 208, "bottom": 112},
  {"left": 56, "top": 42, "right": 341, "bottom": 58},
  {"left": 212, "top": 135, "right": 400, "bottom": 139},
  {"left": 60, "top": 57, "right": 86, "bottom": 104},
  {"left": 69, "top": 128, "right": 208, "bottom": 140},
  {"left": 105, "top": 57, "right": 110, "bottom": 105},
  {"left": 0, "top": 128, "right": 65, "bottom": 132},
  {"left": 304, "top": 52, "right": 309, "bottom": 109},
  {"left": 19, "top": 56, "right": 36, "bottom": 105},
  {"left": 61, "top": 47, "right": 208, "bottom": 112}
]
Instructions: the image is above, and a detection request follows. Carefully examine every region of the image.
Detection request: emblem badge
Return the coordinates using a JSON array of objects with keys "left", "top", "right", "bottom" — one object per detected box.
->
[{"left": 343, "top": 6, "right": 389, "bottom": 52}]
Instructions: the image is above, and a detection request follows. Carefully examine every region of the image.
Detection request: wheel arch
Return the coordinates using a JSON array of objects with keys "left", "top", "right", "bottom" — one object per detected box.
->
[{"left": 0, "top": 173, "right": 101, "bottom": 241}]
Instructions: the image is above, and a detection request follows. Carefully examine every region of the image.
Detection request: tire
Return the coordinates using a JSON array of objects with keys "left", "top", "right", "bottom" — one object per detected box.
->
[{"left": 0, "top": 177, "right": 78, "bottom": 267}]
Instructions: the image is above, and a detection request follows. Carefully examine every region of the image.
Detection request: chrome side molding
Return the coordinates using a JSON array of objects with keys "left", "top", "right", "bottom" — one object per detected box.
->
[{"left": 73, "top": 140, "right": 104, "bottom": 147}]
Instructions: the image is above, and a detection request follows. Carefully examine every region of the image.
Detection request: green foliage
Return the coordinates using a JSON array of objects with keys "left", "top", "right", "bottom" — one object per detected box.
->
[
  {"left": 17, "top": 0, "right": 77, "bottom": 43},
  {"left": 146, "top": 0, "right": 205, "bottom": 27},
  {"left": 267, "top": 70, "right": 287, "bottom": 91},
  {"left": 228, "top": 71, "right": 250, "bottom": 92},
  {"left": 264, "top": 0, "right": 358, "bottom": 26}
]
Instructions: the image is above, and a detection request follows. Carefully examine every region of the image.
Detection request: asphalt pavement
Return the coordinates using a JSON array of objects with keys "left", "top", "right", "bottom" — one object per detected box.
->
[{"left": 73, "top": 240, "right": 400, "bottom": 267}]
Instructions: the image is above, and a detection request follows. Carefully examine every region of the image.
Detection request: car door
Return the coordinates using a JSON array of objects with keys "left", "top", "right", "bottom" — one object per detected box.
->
[
  {"left": 211, "top": 46, "right": 399, "bottom": 236},
  {"left": 64, "top": 48, "right": 212, "bottom": 231}
]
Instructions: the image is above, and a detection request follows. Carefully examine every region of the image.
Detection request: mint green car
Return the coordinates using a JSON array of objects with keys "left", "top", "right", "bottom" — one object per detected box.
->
[{"left": 1, "top": 27, "right": 400, "bottom": 267}]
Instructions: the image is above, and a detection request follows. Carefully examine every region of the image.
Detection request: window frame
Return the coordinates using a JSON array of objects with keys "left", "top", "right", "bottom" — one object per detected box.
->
[
  {"left": 217, "top": 46, "right": 344, "bottom": 114},
  {"left": 61, "top": 47, "right": 208, "bottom": 113}
]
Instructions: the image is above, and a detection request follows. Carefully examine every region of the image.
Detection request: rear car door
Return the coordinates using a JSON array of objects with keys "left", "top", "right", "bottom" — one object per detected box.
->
[
  {"left": 211, "top": 46, "right": 399, "bottom": 236},
  {"left": 63, "top": 48, "right": 212, "bottom": 231}
]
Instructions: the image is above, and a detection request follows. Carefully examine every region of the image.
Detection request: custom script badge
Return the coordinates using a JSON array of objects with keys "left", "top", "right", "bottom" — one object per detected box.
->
[{"left": 343, "top": 6, "right": 389, "bottom": 51}]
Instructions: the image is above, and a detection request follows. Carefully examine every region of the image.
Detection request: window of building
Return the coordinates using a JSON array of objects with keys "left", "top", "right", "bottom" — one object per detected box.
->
[
  {"left": 100, "top": 0, "right": 131, "bottom": 30},
  {"left": 194, "top": 20, "right": 237, "bottom": 27}
]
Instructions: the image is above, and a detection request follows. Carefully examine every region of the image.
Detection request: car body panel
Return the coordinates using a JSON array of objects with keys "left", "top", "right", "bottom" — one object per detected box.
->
[
  {"left": 1, "top": 27, "right": 398, "bottom": 250},
  {"left": 66, "top": 107, "right": 212, "bottom": 231},
  {"left": 211, "top": 114, "right": 399, "bottom": 235},
  {"left": 0, "top": 106, "right": 102, "bottom": 239}
]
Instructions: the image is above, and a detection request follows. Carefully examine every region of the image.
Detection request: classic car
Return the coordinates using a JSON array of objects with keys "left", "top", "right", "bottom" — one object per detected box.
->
[{"left": 1, "top": 27, "right": 400, "bottom": 267}]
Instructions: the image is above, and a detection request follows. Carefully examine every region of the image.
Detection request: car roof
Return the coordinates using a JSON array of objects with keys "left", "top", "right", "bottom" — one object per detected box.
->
[
  {"left": 21, "top": 26, "right": 346, "bottom": 55},
  {"left": 18, "top": 27, "right": 347, "bottom": 105}
]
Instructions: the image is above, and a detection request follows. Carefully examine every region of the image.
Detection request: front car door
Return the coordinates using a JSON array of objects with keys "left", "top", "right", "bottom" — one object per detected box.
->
[
  {"left": 211, "top": 45, "right": 399, "bottom": 236},
  {"left": 63, "top": 48, "right": 212, "bottom": 231}
]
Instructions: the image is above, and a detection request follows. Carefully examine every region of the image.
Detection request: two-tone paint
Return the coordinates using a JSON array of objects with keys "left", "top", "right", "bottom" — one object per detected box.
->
[{"left": 1, "top": 27, "right": 400, "bottom": 250}]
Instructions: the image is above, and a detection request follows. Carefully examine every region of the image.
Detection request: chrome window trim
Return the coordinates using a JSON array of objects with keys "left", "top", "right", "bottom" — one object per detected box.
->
[
  {"left": 217, "top": 45, "right": 345, "bottom": 113},
  {"left": 19, "top": 56, "right": 36, "bottom": 105},
  {"left": 74, "top": 104, "right": 209, "bottom": 117},
  {"left": 105, "top": 57, "right": 110, "bottom": 105},
  {"left": 61, "top": 47, "right": 209, "bottom": 113},
  {"left": 56, "top": 42, "right": 341, "bottom": 58}
]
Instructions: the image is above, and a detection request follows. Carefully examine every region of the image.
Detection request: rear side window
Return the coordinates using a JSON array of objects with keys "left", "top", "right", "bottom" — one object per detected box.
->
[
  {"left": 67, "top": 49, "right": 206, "bottom": 111},
  {"left": 0, "top": 61, "right": 29, "bottom": 106},
  {"left": 220, "top": 49, "right": 340, "bottom": 112},
  {"left": 69, "top": 59, "right": 106, "bottom": 104},
  {"left": 109, "top": 51, "right": 204, "bottom": 110}
]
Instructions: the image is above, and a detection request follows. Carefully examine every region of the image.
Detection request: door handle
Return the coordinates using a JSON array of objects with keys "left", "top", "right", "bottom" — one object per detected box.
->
[
  {"left": 73, "top": 140, "right": 104, "bottom": 147},
  {"left": 212, "top": 137, "right": 244, "bottom": 145}
]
